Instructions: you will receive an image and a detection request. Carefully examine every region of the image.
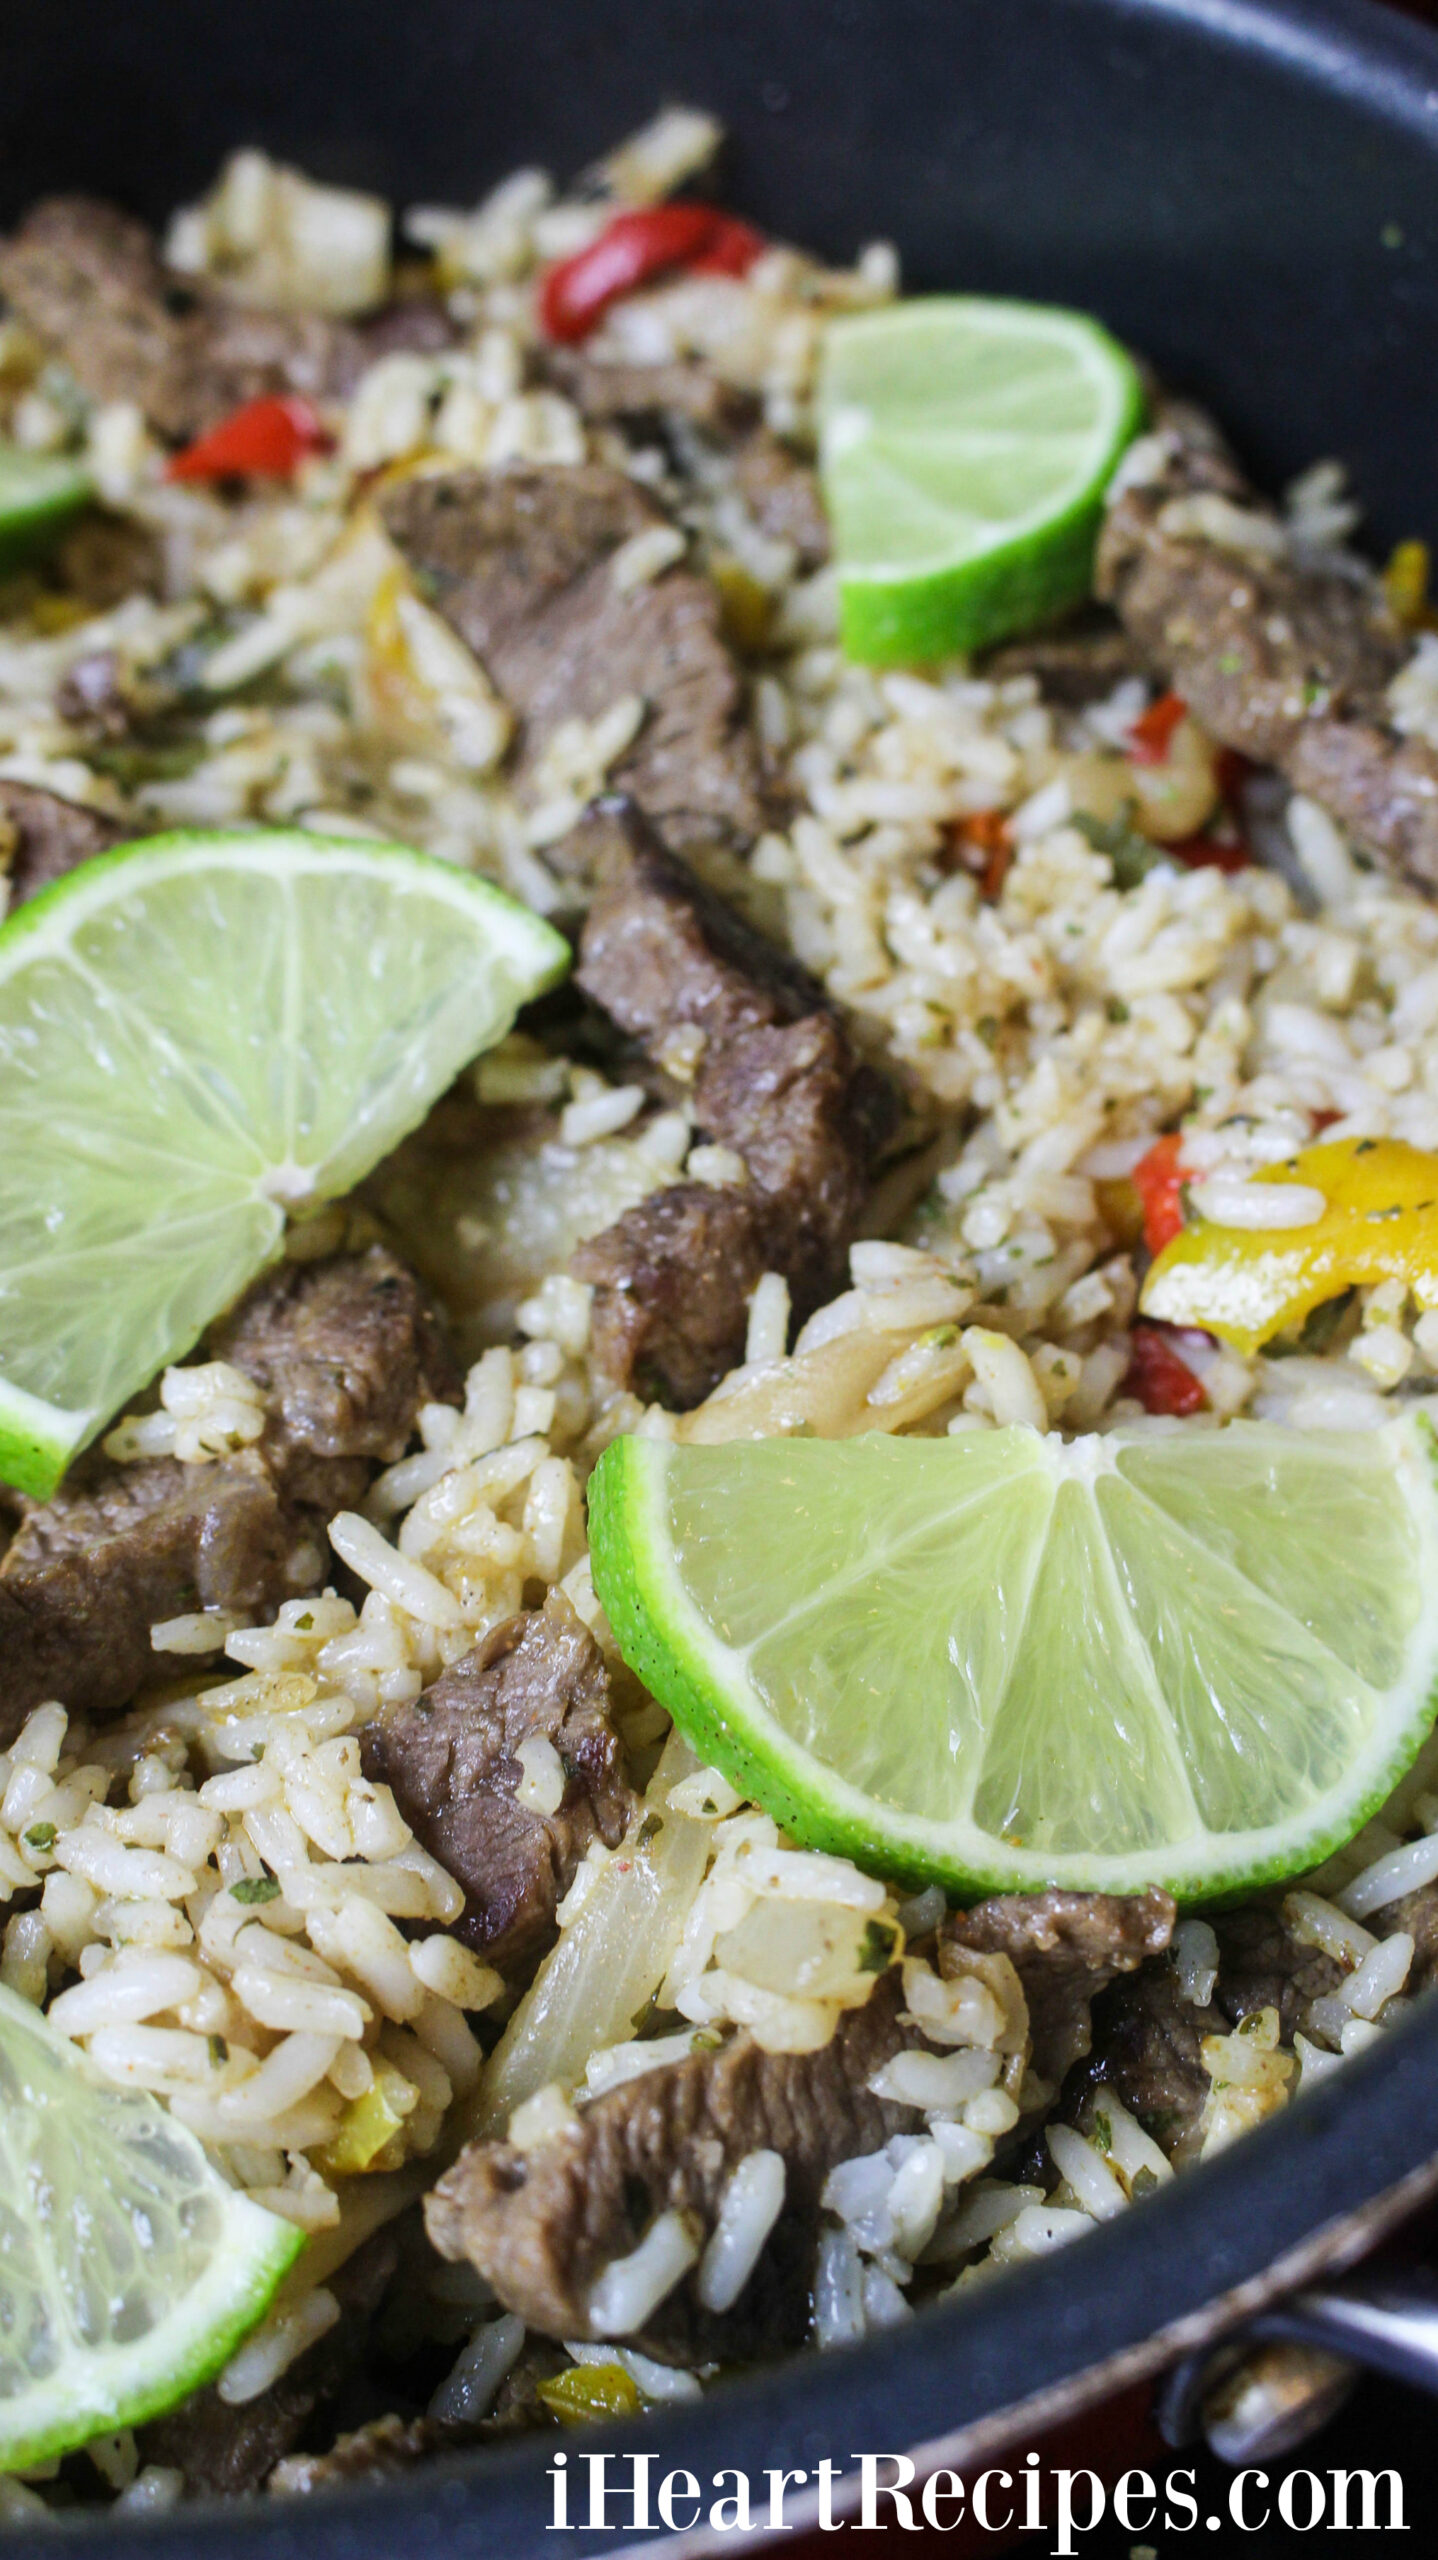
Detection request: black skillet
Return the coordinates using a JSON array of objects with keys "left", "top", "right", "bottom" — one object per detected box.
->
[{"left": 4, "top": 0, "right": 1438, "bottom": 2548}]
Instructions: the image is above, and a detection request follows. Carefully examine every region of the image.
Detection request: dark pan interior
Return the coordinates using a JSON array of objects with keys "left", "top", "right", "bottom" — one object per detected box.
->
[
  {"left": 3, "top": 0, "right": 1438, "bottom": 2549},
  {"left": 3, "top": 0, "right": 1437, "bottom": 545}
]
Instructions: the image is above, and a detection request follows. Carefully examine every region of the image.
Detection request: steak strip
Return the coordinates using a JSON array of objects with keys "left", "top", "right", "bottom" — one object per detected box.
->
[
  {"left": 0, "top": 197, "right": 453, "bottom": 446},
  {"left": 940, "top": 1886, "right": 1175, "bottom": 2094},
  {"left": 0, "top": 1246, "right": 459, "bottom": 1738},
  {"left": 1082, "top": 1881, "right": 1438, "bottom": 2164},
  {"left": 426, "top": 1963, "right": 928, "bottom": 2363},
  {"left": 360, "top": 1591, "right": 636, "bottom": 1974},
  {"left": 1097, "top": 399, "right": 1438, "bottom": 891},
  {"left": 377, "top": 461, "right": 766, "bottom": 859},
  {"left": 0, "top": 777, "right": 124, "bottom": 908},
  {"left": 568, "top": 798, "right": 897, "bottom": 1404}
]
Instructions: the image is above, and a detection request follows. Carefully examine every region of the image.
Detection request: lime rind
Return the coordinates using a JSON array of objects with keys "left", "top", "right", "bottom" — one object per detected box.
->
[
  {"left": 818, "top": 296, "right": 1145, "bottom": 665},
  {"left": 0, "top": 1983, "right": 304, "bottom": 2473},
  {"left": 588, "top": 1414, "right": 1438, "bottom": 1904},
  {"left": 0, "top": 449, "right": 94, "bottom": 573},
  {"left": 0, "top": 828, "right": 569, "bottom": 1497}
]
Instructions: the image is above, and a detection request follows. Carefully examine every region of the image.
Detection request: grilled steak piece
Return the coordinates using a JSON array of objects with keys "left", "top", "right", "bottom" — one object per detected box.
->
[
  {"left": 360, "top": 1592, "right": 636, "bottom": 1973},
  {"left": 0, "top": 1247, "right": 459, "bottom": 1738},
  {"left": 426, "top": 1964, "right": 926, "bottom": 2361},
  {"left": 568, "top": 799, "right": 897, "bottom": 1403},
  {"left": 0, "top": 777, "right": 124, "bottom": 908},
  {"left": 377, "top": 463, "right": 765, "bottom": 858},
  {"left": 141, "top": 2226, "right": 400, "bottom": 2497},
  {"left": 573, "top": 1181, "right": 787, "bottom": 1409},
  {"left": 1082, "top": 1883, "right": 1438, "bottom": 2164},
  {"left": 981, "top": 609, "right": 1150, "bottom": 707},
  {"left": 551, "top": 352, "right": 830, "bottom": 568},
  {"left": 210, "top": 1245, "right": 460, "bottom": 1514},
  {"left": 1097, "top": 399, "right": 1438, "bottom": 891},
  {"left": 941, "top": 1888, "right": 1176, "bottom": 2093},
  {"left": 730, "top": 430, "right": 830, "bottom": 569},
  {"left": 0, "top": 197, "right": 388, "bottom": 443},
  {"left": 546, "top": 349, "right": 755, "bottom": 433}
]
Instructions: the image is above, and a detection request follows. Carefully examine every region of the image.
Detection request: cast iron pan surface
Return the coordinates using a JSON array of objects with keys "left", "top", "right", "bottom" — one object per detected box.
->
[{"left": 3, "top": 1, "right": 1438, "bottom": 2548}]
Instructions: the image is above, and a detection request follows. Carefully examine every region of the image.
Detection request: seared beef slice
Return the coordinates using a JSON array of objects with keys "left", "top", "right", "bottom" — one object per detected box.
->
[
  {"left": 360, "top": 1591, "right": 635, "bottom": 1972},
  {"left": 1098, "top": 400, "right": 1438, "bottom": 890},
  {"left": 0, "top": 198, "right": 374, "bottom": 443},
  {"left": 377, "top": 463, "right": 765, "bottom": 858},
  {"left": 0, "top": 1248, "right": 458, "bottom": 1738},
  {"left": 569, "top": 801, "right": 897, "bottom": 1403},
  {"left": 941, "top": 1887, "right": 1175, "bottom": 2092},
  {"left": 0, "top": 779, "right": 125, "bottom": 908},
  {"left": 429, "top": 1888, "right": 1172, "bottom": 2359},
  {"left": 426, "top": 1966, "right": 929, "bottom": 2359}
]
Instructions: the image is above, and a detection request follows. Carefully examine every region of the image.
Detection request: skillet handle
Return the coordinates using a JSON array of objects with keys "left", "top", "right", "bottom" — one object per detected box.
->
[
  {"left": 1157, "top": 2260, "right": 1438, "bottom": 2460},
  {"left": 1250, "top": 2260, "right": 1438, "bottom": 2393}
]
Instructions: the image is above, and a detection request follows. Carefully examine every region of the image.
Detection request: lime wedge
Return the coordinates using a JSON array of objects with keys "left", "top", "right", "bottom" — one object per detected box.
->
[
  {"left": 588, "top": 1415, "right": 1438, "bottom": 1901},
  {"left": 818, "top": 297, "right": 1144, "bottom": 665},
  {"left": 0, "top": 447, "right": 93, "bottom": 570},
  {"left": 0, "top": 828, "right": 568, "bottom": 1497},
  {"left": 0, "top": 1980, "right": 302, "bottom": 2471}
]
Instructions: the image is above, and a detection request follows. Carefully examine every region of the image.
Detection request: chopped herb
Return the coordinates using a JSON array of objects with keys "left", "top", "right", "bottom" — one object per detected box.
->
[
  {"left": 1091, "top": 2110, "right": 1112, "bottom": 2155},
  {"left": 701, "top": 1798, "right": 717, "bottom": 1815},
  {"left": 1130, "top": 2166, "right": 1160, "bottom": 2199},
  {"left": 231, "top": 1875, "right": 280, "bottom": 1906},
  {"left": 1366, "top": 1205, "right": 1404, "bottom": 1221},
  {"left": 1355, "top": 1137, "right": 1378, "bottom": 1154},
  {"left": 975, "top": 1015, "right": 998, "bottom": 1049},
  {"left": 635, "top": 1814, "right": 663, "bottom": 1848},
  {"left": 86, "top": 737, "right": 208, "bottom": 792},
  {"left": 1072, "top": 806, "right": 1162, "bottom": 890},
  {"left": 857, "top": 1919, "right": 899, "bottom": 1974},
  {"left": 23, "top": 1823, "right": 56, "bottom": 1853},
  {"left": 1106, "top": 996, "right": 1130, "bottom": 1024},
  {"left": 1217, "top": 652, "right": 1243, "bottom": 675},
  {"left": 294, "top": 1612, "right": 314, "bottom": 1632},
  {"left": 208, "top": 2035, "right": 228, "bottom": 2067}
]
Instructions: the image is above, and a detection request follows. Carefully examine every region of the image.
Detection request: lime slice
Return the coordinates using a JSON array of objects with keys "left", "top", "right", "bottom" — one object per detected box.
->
[
  {"left": 817, "top": 297, "right": 1144, "bottom": 665},
  {"left": 0, "top": 1980, "right": 302, "bottom": 2471},
  {"left": 0, "top": 828, "right": 568, "bottom": 1497},
  {"left": 0, "top": 447, "right": 93, "bottom": 570},
  {"left": 588, "top": 1414, "right": 1438, "bottom": 1901}
]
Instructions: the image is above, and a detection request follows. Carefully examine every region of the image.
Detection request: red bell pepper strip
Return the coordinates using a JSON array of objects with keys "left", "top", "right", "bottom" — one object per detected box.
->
[
  {"left": 539, "top": 204, "right": 763, "bottom": 342},
  {"left": 688, "top": 214, "right": 766, "bottom": 276},
  {"left": 1131, "top": 1132, "right": 1189, "bottom": 1256},
  {"left": 1125, "top": 1322, "right": 1207, "bottom": 1416},
  {"left": 166, "top": 395, "right": 333, "bottom": 482},
  {"left": 1127, "top": 689, "right": 1187, "bottom": 764},
  {"left": 1168, "top": 831, "right": 1250, "bottom": 876}
]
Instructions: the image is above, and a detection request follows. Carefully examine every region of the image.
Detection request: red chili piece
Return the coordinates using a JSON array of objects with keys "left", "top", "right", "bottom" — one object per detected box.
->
[
  {"left": 1168, "top": 832, "right": 1251, "bottom": 876},
  {"left": 1127, "top": 690, "right": 1187, "bottom": 764},
  {"left": 1125, "top": 1322, "right": 1207, "bottom": 1416},
  {"left": 688, "top": 215, "right": 766, "bottom": 276},
  {"left": 166, "top": 395, "right": 333, "bottom": 482},
  {"left": 540, "top": 204, "right": 762, "bottom": 343},
  {"left": 1131, "top": 1132, "right": 1188, "bottom": 1256}
]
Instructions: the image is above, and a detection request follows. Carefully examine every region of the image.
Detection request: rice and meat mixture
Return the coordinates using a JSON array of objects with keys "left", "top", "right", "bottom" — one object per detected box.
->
[{"left": 4, "top": 109, "right": 1438, "bottom": 2512}]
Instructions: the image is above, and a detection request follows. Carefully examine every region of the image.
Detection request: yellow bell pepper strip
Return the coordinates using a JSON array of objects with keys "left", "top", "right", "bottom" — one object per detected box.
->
[
  {"left": 536, "top": 2363, "right": 644, "bottom": 2424},
  {"left": 314, "top": 2059, "right": 419, "bottom": 2176},
  {"left": 1140, "top": 1137, "right": 1438, "bottom": 1355}
]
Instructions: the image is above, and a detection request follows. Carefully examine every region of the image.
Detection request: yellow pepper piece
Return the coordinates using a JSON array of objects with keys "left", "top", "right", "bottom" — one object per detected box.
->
[
  {"left": 314, "top": 2060, "right": 418, "bottom": 2176},
  {"left": 536, "top": 2363, "right": 644, "bottom": 2425},
  {"left": 1384, "top": 538, "right": 1431, "bottom": 630},
  {"left": 1141, "top": 1137, "right": 1438, "bottom": 1355}
]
